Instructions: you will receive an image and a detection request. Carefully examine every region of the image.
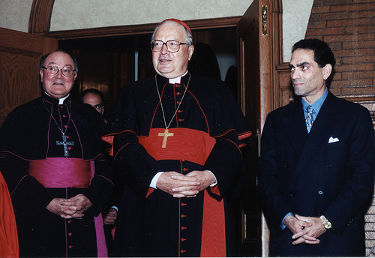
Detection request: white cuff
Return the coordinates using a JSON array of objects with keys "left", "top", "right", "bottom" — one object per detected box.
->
[
  {"left": 205, "top": 170, "right": 217, "bottom": 187},
  {"left": 150, "top": 172, "right": 164, "bottom": 189}
]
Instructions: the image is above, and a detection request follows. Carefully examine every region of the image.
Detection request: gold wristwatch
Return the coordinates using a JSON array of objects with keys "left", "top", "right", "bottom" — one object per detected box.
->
[{"left": 320, "top": 215, "right": 332, "bottom": 229}]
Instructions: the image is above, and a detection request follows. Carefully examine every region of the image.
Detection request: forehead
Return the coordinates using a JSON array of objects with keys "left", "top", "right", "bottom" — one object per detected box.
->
[
  {"left": 154, "top": 22, "right": 186, "bottom": 41},
  {"left": 290, "top": 48, "right": 316, "bottom": 65},
  {"left": 45, "top": 52, "right": 74, "bottom": 66},
  {"left": 84, "top": 93, "right": 101, "bottom": 102}
]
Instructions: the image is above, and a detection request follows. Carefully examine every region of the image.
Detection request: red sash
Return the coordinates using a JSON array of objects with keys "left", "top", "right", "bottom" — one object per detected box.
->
[
  {"left": 0, "top": 171, "right": 19, "bottom": 258},
  {"left": 138, "top": 128, "right": 226, "bottom": 257},
  {"left": 28, "top": 158, "right": 107, "bottom": 257}
]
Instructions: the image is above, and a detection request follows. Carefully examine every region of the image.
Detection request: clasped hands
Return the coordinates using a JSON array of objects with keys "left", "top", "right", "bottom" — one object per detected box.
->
[
  {"left": 284, "top": 214, "right": 327, "bottom": 245},
  {"left": 156, "top": 170, "right": 216, "bottom": 198},
  {"left": 46, "top": 194, "right": 92, "bottom": 219}
]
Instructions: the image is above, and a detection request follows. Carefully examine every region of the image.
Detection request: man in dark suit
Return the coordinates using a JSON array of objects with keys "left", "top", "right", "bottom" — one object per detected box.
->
[{"left": 259, "top": 38, "right": 375, "bottom": 256}]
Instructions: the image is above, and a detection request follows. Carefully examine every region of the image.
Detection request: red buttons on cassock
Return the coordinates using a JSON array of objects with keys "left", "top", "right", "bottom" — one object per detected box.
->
[
  {"left": 181, "top": 214, "right": 187, "bottom": 218},
  {"left": 181, "top": 226, "right": 187, "bottom": 230},
  {"left": 181, "top": 238, "right": 186, "bottom": 242},
  {"left": 68, "top": 232, "right": 72, "bottom": 236},
  {"left": 67, "top": 220, "right": 72, "bottom": 224},
  {"left": 69, "top": 245, "right": 72, "bottom": 249},
  {"left": 183, "top": 168, "right": 188, "bottom": 171},
  {"left": 181, "top": 202, "right": 187, "bottom": 206},
  {"left": 178, "top": 118, "right": 184, "bottom": 122}
]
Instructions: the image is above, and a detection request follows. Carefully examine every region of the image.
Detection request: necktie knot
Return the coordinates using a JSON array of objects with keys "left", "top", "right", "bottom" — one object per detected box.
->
[{"left": 305, "top": 105, "right": 315, "bottom": 133}]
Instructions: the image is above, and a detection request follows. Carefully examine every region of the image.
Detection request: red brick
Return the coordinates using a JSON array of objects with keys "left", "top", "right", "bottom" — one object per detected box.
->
[
  {"left": 306, "top": 28, "right": 323, "bottom": 36},
  {"left": 346, "top": 25, "right": 375, "bottom": 34},
  {"left": 334, "top": 3, "right": 375, "bottom": 12},
  {"left": 335, "top": 63, "right": 373, "bottom": 72},
  {"left": 342, "top": 56, "right": 375, "bottom": 64},
  {"left": 334, "top": 72, "right": 342, "bottom": 80},
  {"left": 327, "top": 17, "right": 375, "bottom": 27},
  {"left": 334, "top": 48, "right": 375, "bottom": 57},
  {"left": 343, "top": 40, "right": 375, "bottom": 49},
  {"left": 322, "top": 10, "right": 375, "bottom": 20},
  {"left": 341, "top": 71, "right": 375, "bottom": 80},
  {"left": 340, "top": 84, "right": 375, "bottom": 94},
  {"left": 307, "top": 20, "right": 326, "bottom": 29},
  {"left": 324, "top": 33, "right": 375, "bottom": 43},
  {"left": 311, "top": 6, "right": 330, "bottom": 13},
  {"left": 329, "top": 87, "right": 342, "bottom": 96}
]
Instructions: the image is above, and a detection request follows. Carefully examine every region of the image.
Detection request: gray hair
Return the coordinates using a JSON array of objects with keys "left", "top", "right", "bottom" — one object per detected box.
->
[{"left": 151, "top": 20, "right": 193, "bottom": 45}]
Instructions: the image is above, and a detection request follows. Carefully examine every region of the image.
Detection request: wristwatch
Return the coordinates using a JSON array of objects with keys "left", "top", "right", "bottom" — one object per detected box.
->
[{"left": 320, "top": 215, "right": 332, "bottom": 230}]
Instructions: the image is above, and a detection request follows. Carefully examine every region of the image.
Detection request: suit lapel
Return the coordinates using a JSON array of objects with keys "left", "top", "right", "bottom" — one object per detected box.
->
[
  {"left": 290, "top": 92, "right": 338, "bottom": 187},
  {"left": 283, "top": 99, "right": 308, "bottom": 156}
]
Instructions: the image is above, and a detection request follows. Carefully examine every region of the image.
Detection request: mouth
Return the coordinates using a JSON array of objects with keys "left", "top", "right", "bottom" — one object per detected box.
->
[{"left": 293, "top": 80, "right": 304, "bottom": 87}]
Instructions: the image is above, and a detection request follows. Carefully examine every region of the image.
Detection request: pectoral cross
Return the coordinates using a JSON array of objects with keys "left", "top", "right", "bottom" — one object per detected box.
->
[
  {"left": 158, "top": 129, "right": 174, "bottom": 148},
  {"left": 56, "top": 134, "right": 74, "bottom": 157}
]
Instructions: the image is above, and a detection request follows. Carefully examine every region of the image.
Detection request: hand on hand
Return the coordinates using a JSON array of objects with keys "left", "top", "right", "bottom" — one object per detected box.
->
[
  {"left": 46, "top": 194, "right": 92, "bottom": 219},
  {"left": 156, "top": 170, "right": 216, "bottom": 198},
  {"left": 285, "top": 214, "right": 326, "bottom": 245}
]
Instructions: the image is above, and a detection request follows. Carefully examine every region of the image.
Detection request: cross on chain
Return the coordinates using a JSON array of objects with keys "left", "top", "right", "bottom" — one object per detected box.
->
[
  {"left": 56, "top": 134, "right": 74, "bottom": 157},
  {"left": 158, "top": 129, "right": 174, "bottom": 148}
]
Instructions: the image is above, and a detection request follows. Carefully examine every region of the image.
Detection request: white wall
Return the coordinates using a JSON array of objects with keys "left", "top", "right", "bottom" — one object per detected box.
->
[{"left": 0, "top": 0, "right": 313, "bottom": 62}]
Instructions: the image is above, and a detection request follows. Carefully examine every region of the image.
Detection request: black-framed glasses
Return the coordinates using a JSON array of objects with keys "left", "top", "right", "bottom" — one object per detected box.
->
[
  {"left": 151, "top": 40, "right": 188, "bottom": 53},
  {"left": 42, "top": 65, "right": 76, "bottom": 77}
]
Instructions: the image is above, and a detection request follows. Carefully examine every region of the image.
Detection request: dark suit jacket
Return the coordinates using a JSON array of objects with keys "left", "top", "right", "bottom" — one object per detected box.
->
[{"left": 259, "top": 92, "right": 375, "bottom": 256}]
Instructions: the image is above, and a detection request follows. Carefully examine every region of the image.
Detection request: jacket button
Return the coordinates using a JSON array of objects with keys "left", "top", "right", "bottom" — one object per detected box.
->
[{"left": 318, "top": 190, "right": 324, "bottom": 195}]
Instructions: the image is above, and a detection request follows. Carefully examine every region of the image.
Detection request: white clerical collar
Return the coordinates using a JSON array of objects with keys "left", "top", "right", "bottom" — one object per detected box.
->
[
  {"left": 44, "top": 92, "right": 70, "bottom": 104},
  {"left": 169, "top": 71, "right": 188, "bottom": 84}
]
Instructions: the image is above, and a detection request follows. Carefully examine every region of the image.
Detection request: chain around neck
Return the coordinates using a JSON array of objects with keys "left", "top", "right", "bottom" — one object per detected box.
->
[
  {"left": 155, "top": 73, "right": 191, "bottom": 129},
  {"left": 43, "top": 98, "right": 72, "bottom": 136}
]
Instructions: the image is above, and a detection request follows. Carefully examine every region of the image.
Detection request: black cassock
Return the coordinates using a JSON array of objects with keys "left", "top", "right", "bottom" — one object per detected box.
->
[
  {"left": 0, "top": 94, "right": 113, "bottom": 257},
  {"left": 111, "top": 73, "right": 251, "bottom": 257}
]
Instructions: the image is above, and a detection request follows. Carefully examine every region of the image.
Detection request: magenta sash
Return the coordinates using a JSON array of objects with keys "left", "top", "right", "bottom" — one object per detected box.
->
[
  {"left": 28, "top": 158, "right": 108, "bottom": 257},
  {"left": 29, "top": 158, "right": 91, "bottom": 188}
]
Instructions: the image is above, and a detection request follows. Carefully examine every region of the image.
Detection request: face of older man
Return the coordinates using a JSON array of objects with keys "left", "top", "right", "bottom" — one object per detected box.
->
[
  {"left": 152, "top": 21, "right": 194, "bottom": 79},
  {"left": 40, "top": 51, "right": 77, "bottom": 99}
]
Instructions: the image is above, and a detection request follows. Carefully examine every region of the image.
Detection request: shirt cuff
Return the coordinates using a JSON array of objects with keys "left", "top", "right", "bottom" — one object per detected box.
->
[
  {"left": 281, "top": 212, "right": 294, "bottom": 230},
  {"left": 204, "top": 170, "right": 217, "bottom": 187},
  {"left": 150, "top": 172, "right": 164, "bottom": 189}
]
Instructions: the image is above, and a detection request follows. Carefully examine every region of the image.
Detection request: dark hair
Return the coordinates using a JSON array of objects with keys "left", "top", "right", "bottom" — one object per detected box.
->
[
  {"left": 40, "top": 50, "right": 79, "bottom": 73},
  {"left": 81, "top": 88, "right": 104, "bottom": 103},
  {"left": 292, "top": 39, "right": 336, "bottom": 88}
]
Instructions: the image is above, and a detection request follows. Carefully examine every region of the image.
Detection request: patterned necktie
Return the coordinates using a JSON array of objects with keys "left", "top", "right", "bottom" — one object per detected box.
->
[{"left": 305, "top": 105, "right": 315, "bottom": 133}]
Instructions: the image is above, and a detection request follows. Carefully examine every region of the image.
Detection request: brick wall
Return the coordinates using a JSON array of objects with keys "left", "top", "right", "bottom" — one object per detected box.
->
[{"left": 305, "top": 0, "right": 375, "bottom": 255}]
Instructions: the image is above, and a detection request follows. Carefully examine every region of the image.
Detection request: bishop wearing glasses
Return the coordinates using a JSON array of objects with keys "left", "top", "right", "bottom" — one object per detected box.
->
[
  {"left": 111, "top": 18, "right": 251, "bottom": 257},
  {"left": 0, "top": 50, "right": 113, "bottom": 257}
]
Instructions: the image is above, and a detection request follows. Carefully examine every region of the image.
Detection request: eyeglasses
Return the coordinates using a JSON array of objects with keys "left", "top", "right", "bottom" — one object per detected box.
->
[
  {"left": 42, "top": 65, "right": 76, "bottom": 77},
  {"left": 94, "top": 104, "right": 103, "bottom": 109},
  {"left": 151, "top": 40, "right": 188, "bottom": 53}
]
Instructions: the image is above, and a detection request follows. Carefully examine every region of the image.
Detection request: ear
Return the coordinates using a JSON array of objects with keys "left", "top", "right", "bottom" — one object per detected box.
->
[
  {"left": 322, "top": 63, "right": 332, "bottom": 80},
  {"left": 73, "top": 72, "right": 77, "bottom": 81},
  {"left": 40, "top": 69, "right": 44, "bottom": 82},
  {"left": 188, "top": 45, "right": 194, "bottom": 61}
]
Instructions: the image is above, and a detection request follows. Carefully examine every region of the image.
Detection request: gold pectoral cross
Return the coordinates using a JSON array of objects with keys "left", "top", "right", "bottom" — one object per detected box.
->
[{"left": 158, "top": 129, "right": 174, "bottom": 148}]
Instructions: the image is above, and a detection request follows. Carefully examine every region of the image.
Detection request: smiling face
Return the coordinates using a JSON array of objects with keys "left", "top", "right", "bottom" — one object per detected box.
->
[
  {"left": 152, "top": 21, "right": 194, "bottom": 79},
  {"left": 40, "top": 51, "right": 77, "bottom": 99},
  {"left": 290, "top": 48, "right": 332, "bottom": 104}
]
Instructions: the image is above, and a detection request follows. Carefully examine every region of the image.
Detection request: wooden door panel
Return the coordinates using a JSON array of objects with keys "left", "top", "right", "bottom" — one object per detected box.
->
[{"left": 0, "top": 27, "right": 57, "bottom": 126}]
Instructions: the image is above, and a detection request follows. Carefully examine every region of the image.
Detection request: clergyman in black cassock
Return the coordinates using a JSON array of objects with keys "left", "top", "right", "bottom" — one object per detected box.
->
[
  {"left": 111, "top": 19, "right": 251, "bottom": 257},
  {"left": 0, "top": 50, "right": 113, "bottom": 257}
]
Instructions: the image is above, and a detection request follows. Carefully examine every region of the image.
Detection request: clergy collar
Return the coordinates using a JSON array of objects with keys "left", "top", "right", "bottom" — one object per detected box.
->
[
  {"left": 168, "top": 71, "right": 188, "bottom": 84},
  {"left": 43, "top": 92, "right": 70, "bottom": 104}
]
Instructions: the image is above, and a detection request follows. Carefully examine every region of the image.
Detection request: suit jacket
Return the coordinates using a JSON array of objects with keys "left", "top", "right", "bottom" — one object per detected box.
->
[{"left": 259, "top": 92, "right": 375, "bottom": 256}]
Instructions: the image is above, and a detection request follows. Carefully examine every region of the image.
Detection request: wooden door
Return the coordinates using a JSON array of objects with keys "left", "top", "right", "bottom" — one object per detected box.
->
[
  {"left": 0, "top": 27, "right": 58, "bottom": 126},
  {"left": 238, "top": 0, "right": 282, "bottom": 256}
]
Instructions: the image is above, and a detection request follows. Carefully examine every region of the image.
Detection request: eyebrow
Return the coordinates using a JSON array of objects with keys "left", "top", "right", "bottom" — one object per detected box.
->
[{"left": 289, "top": 62, "right": 310, "bottom": 69}]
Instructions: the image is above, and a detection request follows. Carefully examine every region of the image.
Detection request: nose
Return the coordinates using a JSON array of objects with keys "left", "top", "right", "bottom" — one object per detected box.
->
[
  {"left": 161, "top": 43, "right": 169, "bottom": 54},
  {"left": 56, "top": 69, "right": 64, "bottom": 78},
  {"left": 291, "top": 68, "right": 300, "bottom": 80}
]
